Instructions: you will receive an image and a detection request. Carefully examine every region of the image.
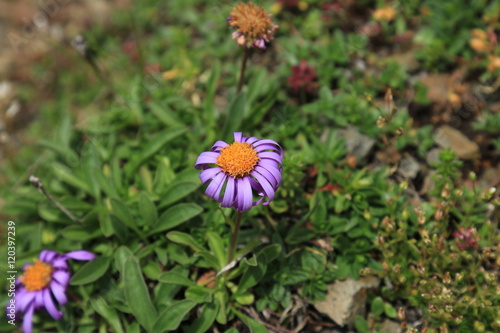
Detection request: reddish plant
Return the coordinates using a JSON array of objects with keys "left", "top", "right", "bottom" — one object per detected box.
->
[{"left": 288, "top": 60, "right": 318, "bottom": 99}]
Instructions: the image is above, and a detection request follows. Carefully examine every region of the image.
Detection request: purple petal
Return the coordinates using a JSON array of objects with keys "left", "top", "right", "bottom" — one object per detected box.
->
[
  {"left": 234, "top": 132, "right": 243, "bottom": 143},
  {"left": 35, "top": 290, "right": 44, "bottom": 308},
  {"left": 22, "top": 303, "right": 35, "bottom": 333},
  {"left": 245, "top": 137, "right": 259, "bottom": 144},
  {"left": 17, "top": 289, "right": 35, "bottom": 313},
  {"left": 236, "top": 177, "right": 253, "bottom": 212},
  {"left": 64, "top": 250, "right": 95, "bottom": 261},
  {"left": 51, "top": 258, "right": 69, "bottom": 270},
  {"left": 205, "top": 172, "right": 226, "bottom": 200},
  {"left": 254, "top": 166, "right": 277, "bottom": 187},
  {"left": 255, "top": 144, "right": 281, "bottom": 152},
  {"left": 50, "top": 281, "right": 67, "bottom": 306},
  {"left": 210, "top": 140, "right": 228, "bottom": 152},
  {"left": 257, "top": 159, "right": 280, "bottom": 170},
  {"left": 194, "top": 152, "right": 219, "bottom": 169},
  {"left": 258, "top": 163, "right": 282, "bottom": 186},
  {"left": 43, "top": 288, "right": 63, "bottom": 320},
  {"left": 255, "top": 39, "right": 266, "bottom": 49},
  {"left": 251, "top": 171, "right": 275, "bottom": 203},
  {"left": 252, "top": 139, "right": 280, "bottom": 148},
  {"left": 40, "top": 250, "right": 58, "bottom": 263},
  {"left": 52, "top": 270, "right": 70, "bottom": 287},
  {"left": 258, "top": 151, "right": 283, "bottom": 164},
  {"left": 200, "top": 167, "right": 222, "bottom": 184},
  {"left": 221, "top": 177, "right": 236, "bottom": 207},
  {"left": 212, "top": 175, "right": 227, "bottom": 202}
]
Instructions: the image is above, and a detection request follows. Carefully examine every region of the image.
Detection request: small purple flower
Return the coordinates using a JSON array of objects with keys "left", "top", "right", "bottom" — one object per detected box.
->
[
  {"left": 7, "top": 250, "right": 95, "bottom": 333},
  {"left": 195, "top": 132, "right": 283, "bottom": 212}
]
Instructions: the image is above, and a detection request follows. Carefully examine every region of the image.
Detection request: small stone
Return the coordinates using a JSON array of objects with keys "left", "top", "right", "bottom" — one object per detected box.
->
[
  {"left": 433, "top": 125, "right": 480, "bottom": 160},
  {"left": 419, "top": 74, "right": 451, "bottom": 104},
  {"left": 426, "top": 148, "right": 442, "bottom": 165},
  {"left": 380, "top": 319, "right": 402, "bottom": 333},
  {"left": 337, "top": 127, "right": 375, "bottom": 161},
  {"left": 313, "top": 276, "right": 380, "bottom": 328},
  {"left": 398, "top": 155, "right": 420, "bottom": 179}
]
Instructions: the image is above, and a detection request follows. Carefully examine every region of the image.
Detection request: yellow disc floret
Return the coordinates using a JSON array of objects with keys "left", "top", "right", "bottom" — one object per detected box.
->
[
  {"left": 216, "top": 142, "right": 259, "bottom": 178},
  {"left": 20, "top": 260, "right": 53, "bottom": 292}
]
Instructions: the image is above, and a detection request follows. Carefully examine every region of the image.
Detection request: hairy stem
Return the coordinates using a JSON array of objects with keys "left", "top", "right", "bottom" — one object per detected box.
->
[{"left": 227, "top": 211, "right": 243, "bottom": 264}]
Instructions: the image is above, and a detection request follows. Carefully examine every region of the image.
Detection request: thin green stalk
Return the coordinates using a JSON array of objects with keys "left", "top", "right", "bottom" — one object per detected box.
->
[
  {"left": 227, "top": 211, "right": 243, "bottom": 264},
  {"left": 237, "top": 47, "right": 249, "bottom": 93}
]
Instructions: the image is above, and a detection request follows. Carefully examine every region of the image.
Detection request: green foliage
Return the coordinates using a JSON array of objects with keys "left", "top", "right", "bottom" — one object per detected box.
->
[{"left": 376, "top": 150, "right": 499, "bottom": 331}]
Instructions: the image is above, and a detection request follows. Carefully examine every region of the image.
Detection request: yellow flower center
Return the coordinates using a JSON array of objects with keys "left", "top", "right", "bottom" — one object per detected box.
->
[
  {"left": 216, "top": 142, "right": 259, "bottom": 178},
  {"left": 229, "top": 3, "right": 273, "bottom": 40},
  {"left": 20, "top": 260, "right": 53, "bottom": 292}
]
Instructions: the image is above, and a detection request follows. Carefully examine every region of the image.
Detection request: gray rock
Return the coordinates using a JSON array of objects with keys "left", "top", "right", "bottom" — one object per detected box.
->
[
  {"left": 398, "top": 155, "right": 420, "bottom": 179},
  {"left": 425, "top": 148, "right": 442, "bottom": 165},
  {"left": 337, "top": 127, "right": 375, "bottom": 160},
  {"left": 313, "top": 276, "right": 380, "bottom": 328},
  {"left": 380, "top": 319, "right": 402, "bottom": 333},
  {"left": 433, "top": 125, "right": 480, "bottom": 160}
]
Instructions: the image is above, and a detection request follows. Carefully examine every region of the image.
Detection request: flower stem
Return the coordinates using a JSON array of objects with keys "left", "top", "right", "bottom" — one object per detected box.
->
[
  {"left": 228, "top": 211, "right": 243, "bottom": 264},
  {"left": 237, "top": 47, "right": 249, "bottom": 93}
]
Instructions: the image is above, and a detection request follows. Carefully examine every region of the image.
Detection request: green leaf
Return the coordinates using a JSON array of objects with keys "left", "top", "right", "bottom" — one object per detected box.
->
[
  {"left": 91, "top": 297, "right": 125, "bottom": 333},
  {"left": 384, "top": 302, "right": 398, "bottom": 318},
  {"left": 115, "top": 246, "right": 134, "bottom": 276},
  {"left": 194, "top": 251, "right": 220, "bottom": 270},
  {"left": 185, "top": 302, "right": 218, "bottom": 333},
  {"left": 110, "top": 215, "right": 130, "bottom": 242},
  {"left": 206, "top": 232, "right": 226, "bottom": 270},
  {"left": 159, "top": 181, "right": 199, "bottom": 208},
  {"left": 148, "top": 101, "right": 184, "bottom": 128},
  {"left": 152, "top": 300, "right": 197, "bottom": 333},
  {"left": 185, "top": 286, "right": 213, "bottom": 303},
  {"left": 70, "top": 257, "right": 111, "bottom": 285},
  {"left": 204, "top": 60, "right": 221, "bottom": 126},
  {"left": 236, "top": 252, "right": 268, "bottom": 294},
  {"left": 126, "top": 322, "right": 141, "bottom": 333},
  {"left": 234, "top": 240, "right": 262, "bottom": 259},
  {"left": 155, "top": 247, "right": 168, "bottom": 265},
  {"left": 98, "top": 210, "right": 114, "bottom": 237},
  {"left": 94, "top": 168, "right": 118, "bottom": 197},
  {"left": 125, "top": 127, "right": 187, "bottom": 177},
  {"left": 234, "top": 291, "right": 254, "bottom": 305},
  {"left": 158, "top": 271, "right": 197, "bottom": 287},
  {"left": 231, "top": 308, "right": 267, "bottom": 333},
  {"left": 143, "top": 261, "right": 162, "bottom": 280},
  {"left": 146, "top": 203, "right": 202, "bottom": 236},
  {"left": 371, "top": 296, "right": 384, "bottom": 316},
  {"left": 61, "top": 225, "right": 102, "bottom": 241},
  {"left": 354, "top": 315, "right": 369, "bottom": 333},
  {"left": 167, "top": 231, "right": 206, "bottom": 252},
  {"left": 258, "top": 244, "right": 281, "bottom": 263},
  {"left": 124, "top": 257, "right": 157, "bottom": 332},
  {"left": 221, "top": 92, "right": 246, "bottom": 142},
  {"left": 139, "top": 192, "right": 158, "bottom": 226},
  {"left": 52, "top": 162, "right": 90, "bottom": 193},
  {"left": 285, "top": 228, "right": 316, "bottom": 244},
  {"left": 214, "top": 291, "right": 228, "bottom": 324},
  {"left": 110, "top": 198, "right": 136, "bottom": 230}
]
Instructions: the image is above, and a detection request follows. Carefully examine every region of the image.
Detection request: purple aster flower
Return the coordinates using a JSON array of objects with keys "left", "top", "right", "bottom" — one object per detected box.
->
[
  {"left": 195, "top": 132, "right": 283, "bottom": 212},
  {"left": 6, "top": 250, "right": 95, "bottom": 333}
]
